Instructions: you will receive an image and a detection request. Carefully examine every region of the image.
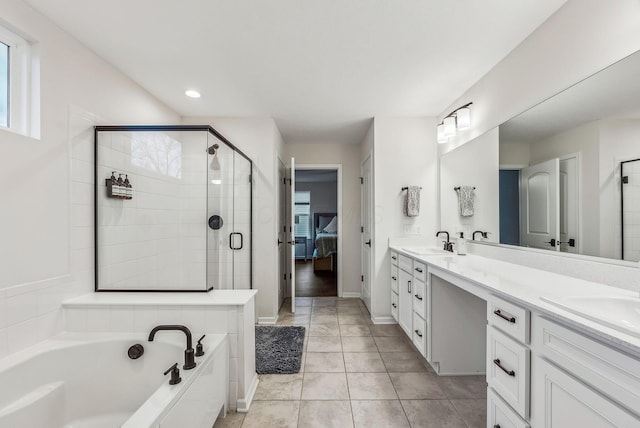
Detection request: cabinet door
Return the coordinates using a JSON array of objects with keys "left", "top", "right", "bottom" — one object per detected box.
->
[
  {"left": 398, "top": 269, "right": 413, "bottom": 336},
  {"left": 534, "top": 357, "right": 639, "bottom": 427}
]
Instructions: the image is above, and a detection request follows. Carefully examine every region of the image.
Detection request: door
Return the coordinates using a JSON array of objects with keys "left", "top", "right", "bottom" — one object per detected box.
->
[
  {"left": 231, "top": 151, "right": 252, "bottom": 289},
  {"left": 559, "top": 156, "right": 578, "bottom": 254},
  {"left": 278, "top": 158, "right": 287, "bottom": 309},
  {"left": 534, "top": 358, "right": 639, "bottom": 427},
  {"left": 361, "top": 155, "right": 373, "bottom": 313},
  {"left": 398, "top": 269, "right": 413, "bottom": 336},
  {"left": 287, "top": 157, "right": 296, "bottom": 313},
  {"left": 519, "top": 158, "right": 560, "bottom": 251}
]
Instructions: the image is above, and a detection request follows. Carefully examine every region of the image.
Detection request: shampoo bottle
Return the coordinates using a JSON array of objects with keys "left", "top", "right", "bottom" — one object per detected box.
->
[{"left": 456, "top": 232, "right": 467, "bottom": 255}]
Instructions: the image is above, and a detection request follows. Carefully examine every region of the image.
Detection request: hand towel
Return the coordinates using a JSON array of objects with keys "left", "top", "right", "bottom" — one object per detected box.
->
[
  {"left": 456, "top": 186, "right": 475, "bottom": 217},
  {"left": 404, "top": 186, "right": 421, "bottom": 217}
]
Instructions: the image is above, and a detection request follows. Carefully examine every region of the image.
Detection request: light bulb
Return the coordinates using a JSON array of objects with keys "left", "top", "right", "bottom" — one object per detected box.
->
[
  {"left": 443, "top": 116, "right": 456, "bottom": 137},
  {"left": 185, "top": 89, "right": 201, "bottom": 98},
  {"left": 456, "top": 107, "right": 471, "bottom": 130}
]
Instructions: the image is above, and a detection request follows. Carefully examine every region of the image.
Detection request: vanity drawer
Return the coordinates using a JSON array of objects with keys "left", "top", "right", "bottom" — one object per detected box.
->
[
  {"left": 533, "top": 316, "right": 640, "bottom": 413},
  {"left": 487, "top": 326, "right": 530, "bottom": 420},
  {"left": 488, "top": 295, "right": 530, "bottom": 344},
  {"left": 391, "top": 251, "right": 398, "bottom": 266},
  {"left": 391, "top": 265, "right": 399, "bottom": 293},
  {"left": 412, "top": 312, "right": 427, "bottom": 357},
  {"left": 391, "top": 291, "right": 398, "bottom": 322},
  {"left": 398, "top": 255, "right": 413, "bottom": 273},
  {"left": 413, "top": 261, "right": 427, "bottom": 283},
  {"left": 412, "top": 278, "right": 426, "bottom": 319},
  {"left": 488, "top": 388, "right": 530, "bottom": 428}
]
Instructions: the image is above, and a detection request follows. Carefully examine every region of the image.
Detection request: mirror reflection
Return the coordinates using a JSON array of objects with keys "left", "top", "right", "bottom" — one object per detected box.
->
[{"left": 498, "top": 50, "right": 640, "bottom": 262}]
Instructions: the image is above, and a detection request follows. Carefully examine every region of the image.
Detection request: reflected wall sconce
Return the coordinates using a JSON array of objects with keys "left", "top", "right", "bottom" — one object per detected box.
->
[{"left": 437, "top": 102, "right": 473, "bottom": 144}]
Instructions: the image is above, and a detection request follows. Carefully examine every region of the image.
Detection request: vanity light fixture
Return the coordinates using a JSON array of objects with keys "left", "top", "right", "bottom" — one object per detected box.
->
[
  {"left": 437, "top": 102, "right": 473, "bottom": 143},
  {"left": 185, "top": 89, "right": 201, "bottom": 98}
]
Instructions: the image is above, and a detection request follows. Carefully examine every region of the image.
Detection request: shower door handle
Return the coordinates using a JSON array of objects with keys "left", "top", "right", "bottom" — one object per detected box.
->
[{"left": 229, "top": 232, "right": 243, "bottom": 250}]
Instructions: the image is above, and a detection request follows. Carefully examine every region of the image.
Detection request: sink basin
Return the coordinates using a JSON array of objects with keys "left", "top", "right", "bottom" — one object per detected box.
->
[
  {"left": 401, "top": 247, "right": 451, "bottom": 256},
  {"left": 541, "top": 295, "right": 640, "bottom": 338}
]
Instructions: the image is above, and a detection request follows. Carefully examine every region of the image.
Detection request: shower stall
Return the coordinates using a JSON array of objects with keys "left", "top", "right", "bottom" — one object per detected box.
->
[
  {"left": 94, "top": 126, "right": 252, "bottom": 291},
  {"left": 621, "top": 158, "right": 640, "bottom": 262}
]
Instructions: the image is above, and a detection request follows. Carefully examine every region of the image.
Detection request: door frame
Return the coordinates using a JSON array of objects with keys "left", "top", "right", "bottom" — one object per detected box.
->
[
  {"left": 361, "top": 154, "right": 373, "bottom": 312},
  {"left": 294, "top": 163, "right": 343, "bottom": 298}
]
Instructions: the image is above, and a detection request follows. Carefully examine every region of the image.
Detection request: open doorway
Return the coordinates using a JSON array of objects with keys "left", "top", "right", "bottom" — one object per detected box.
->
[{"left": 294, "top": 169, "right": 338, "bottom": 297}]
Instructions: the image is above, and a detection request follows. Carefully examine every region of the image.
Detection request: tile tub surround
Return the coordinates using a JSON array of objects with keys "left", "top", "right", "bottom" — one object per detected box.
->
[
  {"left": 62, "top": 290, "right": 258, "bottom": 412},
  {"left": 213, "top": 296, "right": 486, "bottom": 428},
  {"left": 390, "top": 246, "right": 640, "bottom": 356}
]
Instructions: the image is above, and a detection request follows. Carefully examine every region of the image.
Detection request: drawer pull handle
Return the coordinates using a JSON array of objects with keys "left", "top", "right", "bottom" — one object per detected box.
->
[
  {"left": 493, "top": 309, "right": 516, "bottom": 323},
  {"left": 415, "top": 267, "right": 423, "bottom": 273},
  {"left": 392, "top": 303, "right": 397, "bottom": 308},
  {"left": 392, "top": 256, "right": 397, "bottom": 260},
  {"left": 414, "top": 294, "right": 423, "bottom": 301},
  {"left": 392, "top": 276, "right": 397, "bottom": 281},
  {"left": 493, "top": 359, "right": 515, "bottom": 377},
  {"left": 408, "top": 280, "right": 412, "bottom": 293},
  {"left": 414, "top": 330, "right": 422, "bottom": 337},
  {"left": 494, "top": 425, "right": 500, "bottom": 428}
]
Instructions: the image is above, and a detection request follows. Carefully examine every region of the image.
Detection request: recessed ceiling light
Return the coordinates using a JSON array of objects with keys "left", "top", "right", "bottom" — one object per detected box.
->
[{"left": 185, "top": 90, "right": 201, "bottom": 98}]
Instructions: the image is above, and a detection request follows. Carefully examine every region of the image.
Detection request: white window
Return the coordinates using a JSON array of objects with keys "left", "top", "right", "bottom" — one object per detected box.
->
[
  {"left": 0, "top": 24, "right": 36, "bottom": 136},
  {"left": 294, "top": 191, "right": 311, "bottom": 238}
]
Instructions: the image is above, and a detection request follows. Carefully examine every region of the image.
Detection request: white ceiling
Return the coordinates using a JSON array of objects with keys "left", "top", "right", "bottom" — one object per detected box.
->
[
  {"left": 500, "top": 50, "right": 640, "bottom": 144},
  {"left": 27, "top": 0, "right": 567, "bottom": 144}
]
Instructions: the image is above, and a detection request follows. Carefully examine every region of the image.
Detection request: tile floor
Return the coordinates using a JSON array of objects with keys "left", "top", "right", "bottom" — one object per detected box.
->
[{"left": 214, "top": 297, "right": 486, "bottom": 428}]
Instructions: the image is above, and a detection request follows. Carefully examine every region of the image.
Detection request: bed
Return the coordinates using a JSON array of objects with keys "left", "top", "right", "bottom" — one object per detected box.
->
[{"left": 313, "top": 212, "right": 338, "bottom": 271}]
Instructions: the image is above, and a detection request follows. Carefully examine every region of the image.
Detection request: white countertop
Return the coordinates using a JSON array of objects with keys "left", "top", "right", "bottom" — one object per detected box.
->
[
  {"left": 63, "top": 289, "right": 258, "bottom": 307},
  {"left": 390, "top": 246, "right": 640, "bottom": 355}
]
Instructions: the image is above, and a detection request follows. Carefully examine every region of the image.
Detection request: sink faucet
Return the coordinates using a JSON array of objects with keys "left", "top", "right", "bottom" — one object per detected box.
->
[
  {"left": 472, "top": 230, "right": 488, "bottom": 241},
  {"left": 436, "top": 231, "right": 453, "bottom": 252},
  {"left": 148, "top": 325, "right": 196, "bottom": 370}
]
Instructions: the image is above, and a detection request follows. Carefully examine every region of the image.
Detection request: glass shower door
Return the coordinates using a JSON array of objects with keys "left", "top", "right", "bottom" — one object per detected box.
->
[
  {"left": 232, "top": 152, "right": 252, "bottom": 289},
  {"left": 207, "top": 135, "right": 234, "bottom": 289},
  {"left": 622, "top": 159, "right": 640, "bottom": 262}
]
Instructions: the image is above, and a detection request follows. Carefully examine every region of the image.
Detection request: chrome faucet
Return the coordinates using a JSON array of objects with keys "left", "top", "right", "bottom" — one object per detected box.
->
[
  {"left": 148, "top": 325, "right": 196, "bottom": 370},
  {"left": 436, "top": 231, "right": 453, "bottom": 252},
  {"left": 472, "top": 230, "right": 488, "bottom": 241}
]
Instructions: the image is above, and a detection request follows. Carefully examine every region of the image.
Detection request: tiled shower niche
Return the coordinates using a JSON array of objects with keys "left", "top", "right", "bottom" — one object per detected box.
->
[{"left": 95, "top": 126, "right": 252, "bottom": 291}]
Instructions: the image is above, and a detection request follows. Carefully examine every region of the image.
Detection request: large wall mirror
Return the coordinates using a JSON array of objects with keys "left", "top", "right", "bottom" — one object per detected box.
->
[{"left": 441, "top": 49, "right": 640, "bottom": 264}]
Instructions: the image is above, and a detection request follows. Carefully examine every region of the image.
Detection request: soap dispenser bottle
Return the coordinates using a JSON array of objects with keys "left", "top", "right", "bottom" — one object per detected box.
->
[
  {"left": 456, "top": 232, "right": 467, "bottom": 255},
  {"left": 108, "top": 171, "right": 118, "bottom": 198},
  {"left": 117, "top": 174, "right": 125, "bottom": 199},
  {"left": 124, "top": 174, "right": 132, "bottom": 199}
]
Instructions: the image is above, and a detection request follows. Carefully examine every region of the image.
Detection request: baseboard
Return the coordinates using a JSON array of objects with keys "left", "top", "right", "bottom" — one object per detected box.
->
[
  {"left": 341, "top": 292, "right": 361, "bottom": 298},
  {"left": 257, "top": 315, "right": 278, "bottom": 325},
  {"left": 236, "top": 374, "right": 259, "bottom": 413},
  {"left": 371, "top": 315, "right": 396, "bottom": 324}
]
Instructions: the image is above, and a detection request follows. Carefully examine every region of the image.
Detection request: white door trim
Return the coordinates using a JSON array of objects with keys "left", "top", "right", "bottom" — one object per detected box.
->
[{"left": 295, "top": 163, "right": 343, "bottom": 298}]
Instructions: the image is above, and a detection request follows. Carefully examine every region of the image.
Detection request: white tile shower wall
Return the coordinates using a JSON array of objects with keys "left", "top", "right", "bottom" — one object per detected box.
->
[
  {"left": 64, "top": 305, "right": 241, "bottom": 410},
  {"left": 97, "top": 131, "right": 208, "bottom": 290}
]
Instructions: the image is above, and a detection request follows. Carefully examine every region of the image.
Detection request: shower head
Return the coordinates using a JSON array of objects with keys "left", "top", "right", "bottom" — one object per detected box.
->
[{"left": 207, "top": 144, "right": 219, "bottom": 155}]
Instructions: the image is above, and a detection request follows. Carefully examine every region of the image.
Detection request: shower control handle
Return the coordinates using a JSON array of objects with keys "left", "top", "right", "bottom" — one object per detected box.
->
[{"left": 164, "top": 363, "right": 182, "bottom": 385}]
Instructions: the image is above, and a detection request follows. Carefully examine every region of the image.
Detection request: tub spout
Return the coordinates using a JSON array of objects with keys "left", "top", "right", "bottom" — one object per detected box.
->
[{"left": 148, "top": 325, "right": 196, "bottom": 370}]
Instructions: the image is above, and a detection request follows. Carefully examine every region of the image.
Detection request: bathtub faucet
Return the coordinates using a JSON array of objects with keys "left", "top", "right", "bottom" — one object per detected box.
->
[{"left": 148, "top": 325, "right": 196, "bottom": 370}]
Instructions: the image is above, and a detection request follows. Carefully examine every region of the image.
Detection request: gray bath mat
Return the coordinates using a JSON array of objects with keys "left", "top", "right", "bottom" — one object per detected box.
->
[{"left": 255, "top": 326, "right": 306, "bottom": 374}]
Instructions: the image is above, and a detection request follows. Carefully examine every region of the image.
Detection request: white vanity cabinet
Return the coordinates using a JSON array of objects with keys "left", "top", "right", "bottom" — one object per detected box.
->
[
  {"left": 390, "top": 252, "right": 399, "bottom": 322},
  {"left": 397, "top": 255, "right": 414, "bottom": 336},
  {"left": 390, "top": 252, "right": 430, "bottom": 359},
  {"left": 531, "top": 316, "right": 640, "bottom": 427}
]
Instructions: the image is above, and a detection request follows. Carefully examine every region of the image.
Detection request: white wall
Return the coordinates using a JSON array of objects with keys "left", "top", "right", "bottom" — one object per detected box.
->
[
  {"left": 438, "top": 0, "right": 640, "bottom": 153},
  {"left": 183, "top": 117, "right": 282, "bottom": 322},
  {"left": 0, "top": 0, "right": 178, "bottom": 358},
  {"left": 371, "top": 117, "right": 439, "bottom": 322},
  {"left": 440, "top": 128, "right": 500, "bottom": 243},
  {"left": 285, "top": 143, "right": 361, "bottom": 296}
]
